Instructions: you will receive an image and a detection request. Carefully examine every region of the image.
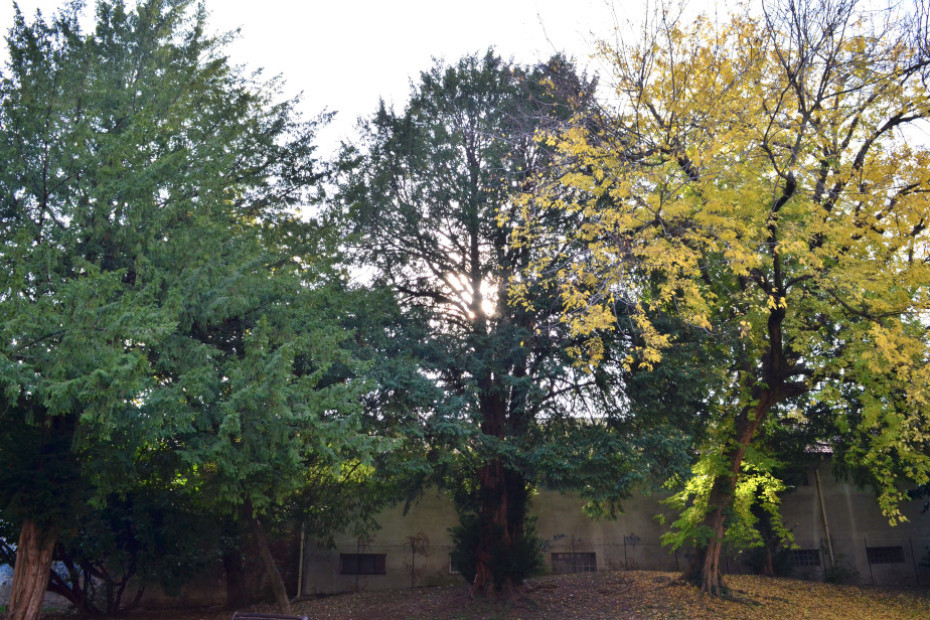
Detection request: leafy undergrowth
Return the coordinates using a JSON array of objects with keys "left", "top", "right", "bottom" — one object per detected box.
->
[{"left": 19, "top": 571, "right": 930, "bottom": 619}]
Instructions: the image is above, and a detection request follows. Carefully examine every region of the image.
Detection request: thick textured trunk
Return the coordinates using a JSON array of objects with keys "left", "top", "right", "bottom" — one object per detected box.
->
[
  {"left": 761, "top": 544, "right": 775, "bottom": 577},
  {"left": 471, "top": 461, "right": 529, "bottom": 596},
  {"left": 471, "top": 372, "right": 532, "bottom": 597},
  {"left": 472, "top": 458, "right": 509, "bottom": 595},
  {"left": 247, "top": 514, "right": 291, "bottom": 615},
  {"left": 467, "top": 315, "right": 533, "bottom": 597},
  {"left": 9, "top": 519, "right": 56, "bottom": 620},
  {"left": 699, "top": 500, "right": 728, "bottom": 596}
]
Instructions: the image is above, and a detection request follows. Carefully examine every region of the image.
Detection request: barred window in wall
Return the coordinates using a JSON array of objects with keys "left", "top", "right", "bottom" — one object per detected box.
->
[
  {"left": 789, "top": 549, "right": 821, "bottom": 567},
  {"left": 866, "top": 546, "right": 905, "bottom": 564},
  {"left": 340, "top": 553, "right": 387, "bottom": 575},
  {"left": 551, "top": 552, "right": 596, "bottom": 574}
]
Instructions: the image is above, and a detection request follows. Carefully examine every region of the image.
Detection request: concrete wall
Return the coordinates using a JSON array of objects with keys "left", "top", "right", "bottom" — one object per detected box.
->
[
  {"left": 301, "top": 488, "right": 461, "bottom": 594},
  {"left": 300, "top": 460, "right": 930, "bottom": 594},
  {"left": 300, "top": 487, "right": 693, "bottom": 595},
  {"left": 534, "top": 489, "right": 682, "bottom": 573},
  {"left": 780, "top": 459, "right": 929, "bottom": 586}
]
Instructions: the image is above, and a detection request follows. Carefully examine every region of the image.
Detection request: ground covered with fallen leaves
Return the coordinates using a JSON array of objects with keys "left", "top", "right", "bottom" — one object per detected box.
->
[{"left": 15, "top": 571, "right": 930, "bottom": 619}]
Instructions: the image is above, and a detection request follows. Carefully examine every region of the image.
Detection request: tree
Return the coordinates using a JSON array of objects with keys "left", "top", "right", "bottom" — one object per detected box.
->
[
  {"left": 45, "top": 481, "right": 215, "bottom": 615},
  {"left": 338, "top": 51, "right": 689, "bottom": 594},
  {"left": 513, "top": 0, "right": 930, "bottom": 594},
  {"left": 0, "top": 2, "right": 359, "bottom": 617}
]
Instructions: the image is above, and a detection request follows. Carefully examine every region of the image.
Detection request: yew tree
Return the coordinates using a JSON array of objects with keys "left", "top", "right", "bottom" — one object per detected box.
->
[
  {"left": 339, "top": 53, "right": 575, "bottom": 594},
  {"left": 0, "top": 2, "right": 363, "bottom": 618},
  {"left": 338, "top": 52, "right": 685, "bottom": 594},
  {"left": 514, "top": 0, "right": 930, "bottom": 594}
]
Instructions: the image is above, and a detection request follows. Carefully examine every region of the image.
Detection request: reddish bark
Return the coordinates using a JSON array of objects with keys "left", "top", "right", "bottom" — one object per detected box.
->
[
  {"left": 470, "top": 383, "right": 529, "bottom": 596},
  {"left": 761, "top": 545, "right": 776, "bottom": 577},
  {"left": 8, "top": 519, "right": 56, "bottom": 620},
  {"left": 471, "top": 461, "right": 530, "bottom": 597}
]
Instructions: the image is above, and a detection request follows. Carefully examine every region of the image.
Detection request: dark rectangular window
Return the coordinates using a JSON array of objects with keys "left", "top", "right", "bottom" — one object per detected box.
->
[
  {"left": 551, "top": 552, "right": 596, "bottom": 574},
  {"left": 866, "top": 546, "right": 905, "bottom": 564},
  {"left": 789, "top": 549, "right": 821, "bottom": 567},
  {"left": 339, "top": 553, "right": 386, "bottom": 575}
]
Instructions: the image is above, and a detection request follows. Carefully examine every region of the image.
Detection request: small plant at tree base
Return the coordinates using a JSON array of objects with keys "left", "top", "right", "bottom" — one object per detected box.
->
[
  {"left": 823, "top": 555, "right": 860, "bottom": 585},
  {"left": 450, "top": 513, "right": 542, "bottom": 591}
]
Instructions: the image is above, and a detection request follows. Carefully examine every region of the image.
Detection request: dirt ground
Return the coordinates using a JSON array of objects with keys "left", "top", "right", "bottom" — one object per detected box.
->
[{"left": 13, "top": 570, "right": 930, "bottom": 619}]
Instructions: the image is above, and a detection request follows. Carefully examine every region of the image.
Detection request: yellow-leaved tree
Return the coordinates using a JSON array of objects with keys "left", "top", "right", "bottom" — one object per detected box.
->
[{"left": 512, "top": 0, "right": 930, "bottom": 594}]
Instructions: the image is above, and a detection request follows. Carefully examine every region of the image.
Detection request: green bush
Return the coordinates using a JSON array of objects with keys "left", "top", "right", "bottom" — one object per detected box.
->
[
  {"left": 449, "top": 513, "right": 542, "bottom": 589},
  {"left": 824, "top": 555, "right": 859, "bottom": 584}
]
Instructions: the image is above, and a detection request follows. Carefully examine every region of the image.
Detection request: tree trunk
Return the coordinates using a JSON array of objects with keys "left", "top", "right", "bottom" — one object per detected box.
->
[
  {"left": 9, "top": 519, "right": 56, "bottom": 620},
  {"left": 45, "top": 546, "right": 91, "bottom": 613},
  {"left": 471, "top": 461, "right": 530, "bottom": 596},
  {"left": 466, "top": 314, "right": 535, "bottom": 597},
  {"left": 247, "top": 513, "right": 291, "bottom": 615},
  {"left": 689, "top": 258, "right": 801, "bottom": 594},
  {"left": 699, "top": 498, "right": 729, "bottom": 596},
  {"left": 761, "top": 544, "right": 775, "bottom": 577},
  {"left": 471, "top": 374, "right": 532, "bottom": 598},
  {"left": 694, "top": 394, "right": 776, "bottom": 595},
  {"left": 472, "top": 458, "right": 509, "bottom": 595}
]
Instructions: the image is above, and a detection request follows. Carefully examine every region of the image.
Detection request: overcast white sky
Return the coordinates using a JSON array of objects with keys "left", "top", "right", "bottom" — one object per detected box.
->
[
  {"left": 0, "top": 1, "right": 734, "bottom": 153},
  {"left": 4, "top": 1, "right": 924, "bottom": 153}
]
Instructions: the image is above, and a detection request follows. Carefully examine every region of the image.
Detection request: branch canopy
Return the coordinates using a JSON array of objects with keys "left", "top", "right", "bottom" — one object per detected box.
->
[{"left": 513, "top": 0, "right": 930, "bottom": 523}]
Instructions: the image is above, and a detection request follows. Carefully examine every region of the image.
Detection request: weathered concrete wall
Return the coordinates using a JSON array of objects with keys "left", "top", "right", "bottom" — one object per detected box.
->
[
  {"left": 300, "top": 460, "right": 930, "bottom": 594},
  {"left": 780, "top": 459, "right": 929, "bottom": 586},
  {"left": 534, "top": 489, "right": 682, "bottom": 573},
  {"left": 301, "top": 488, "right": 461, "bottom": 594},
  {"left": 300, "top": 487, "right": 690, "bottom": 595}
]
